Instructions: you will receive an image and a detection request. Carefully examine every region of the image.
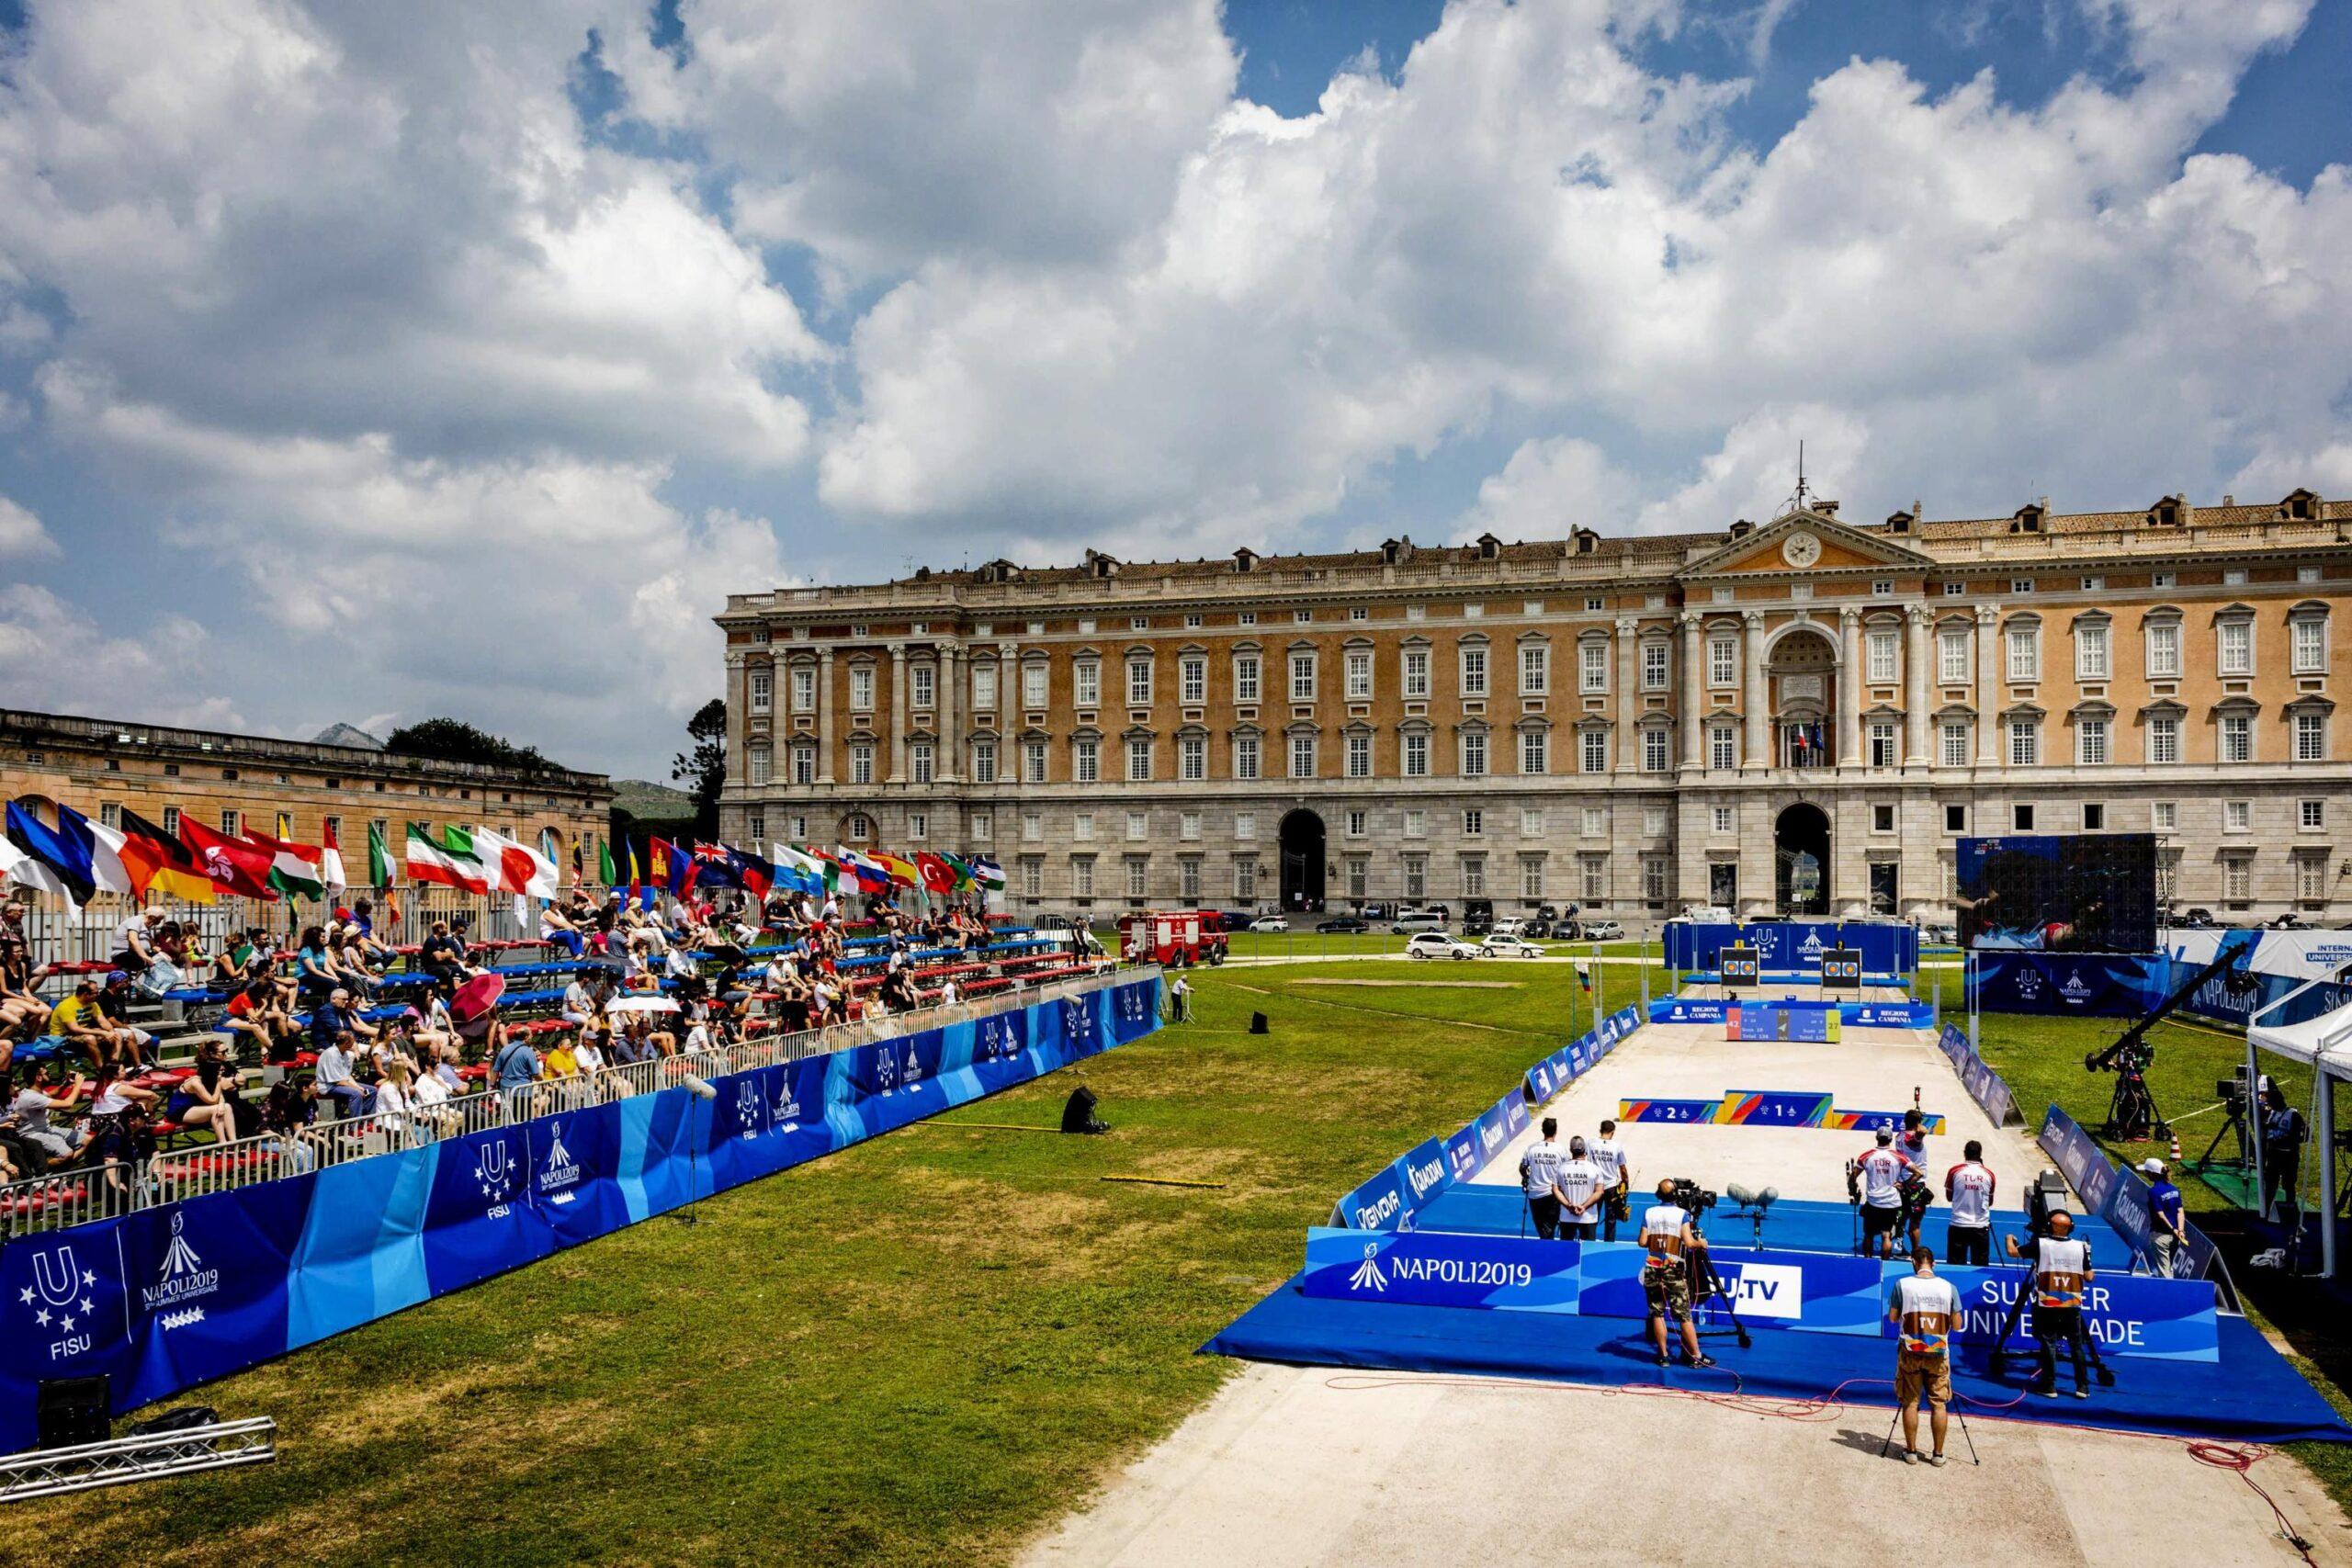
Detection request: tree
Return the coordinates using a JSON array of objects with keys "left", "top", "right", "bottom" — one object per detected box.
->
[
  {"left": 384, "top": 717, "right": 551, "bottom": 773},
  {"left": 673, "top": 698, "right": 729, "bottom": 838}
]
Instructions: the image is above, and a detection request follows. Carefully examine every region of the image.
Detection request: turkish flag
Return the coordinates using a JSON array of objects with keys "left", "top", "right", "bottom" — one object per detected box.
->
[{"left": 915, "top": 852, "right": 956, "bottom": 897}]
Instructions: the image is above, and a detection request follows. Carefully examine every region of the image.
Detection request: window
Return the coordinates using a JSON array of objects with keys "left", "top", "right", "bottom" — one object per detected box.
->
[
  {"left": 2219, "top": 619, "right": 2253, "bottom": 676},
  {"left": 1184, "top": 614, "right": 1203, "bottom": 629},
  {"left": 2221, "top": 714, "right": 2252, "bottom": 764},
  {"left": 1579, "top": 806, "right": 1607, "bottom": 837},
  {"left": 747, "top": 742, "right": 773, "bottom": 785},
  {"left": 1023, "top": 663, "right": 1049, "bottom": 708},
  {"left": 1712, "top": 807, "right": 1735, "bottom": 835},
  {"left": 2148, "top": 716, "right": 2178, "bottom": 765},
  {"left": 2301, "top": 799, "right": 2324, "bottom": 829},
  {"left": 2154, "top": 801, "right": 2177, "bottom": 832},
  {"left": 2224, "top": 569, "right": 2248, "bottom": 587},
  {"left": 1531, "top": 808, "right": 1554, "bottom": 837},
  {"left": 2223, "top": 857, "right": 2251, "bottom": 902},
  {"left": 1642, "top": 728, "right": 1669, "bottom": 773},
  {"left": 1525, "top": 857, "right": 1549, "bottom": 900},
  {"left": 1181, "top": 859, "right": 1201, "bottom": 901},
  {"left": 1235, "top": 861, "right": 1257, "bottom": 900},
  {"left": 1403, "top": 647, "right": 1431, "bottom": 699},
  {"left": 1181, "top": 811, "right": 1202, "bottom": 841},
  {"left": 910, "top": 741, "right": 934, "bottom": 784},
  {"left": 1403, "top": 730, "right": 1429, "bottom": 776},
  {"left": 1126, "top": 737, "right": 1151, "bottom": 781},
  {"left": 2010, "top": 579, "right": 2033, "bottom": 594},
  {"left": 1290, "top": 651, "right": 1317, "bottom": 702},
  {"left": 908, "top": 811, "right": 929, "bottom": 840},
  {"left": 1460, "top": 857, "right": 1485, "bottom": 897},
  {"left": 851, "top": 666, "right": 875, "bottom": 710},
  {"left": 1578, "top": 855, "right": 1606, "bottom": 901},
  {"left": 2075, "top": 624, "right": 2109, "bottom": 681},
  {"left": 1236, "top": 813, "right": 1257, "bottom": 841},
  {"left": 1074, "top": 660, "right": 1101, "bottom": 708},
  {"left": 1523, "top": 730, "right": 1551, "bottom": 775},
  {"left": 2152, "top": 572, "right": 2175, "bottom": 590},
  {"left": 162, "top": 807, "right": 181, "bottom": 837},
  {"left": 1234, "top": 652, "right": 1261, "bottom": 703},
  {"left": 2298, "top": 854, "right": 2327, "bottom": 903},
  {"left": 2144, "top": 620, "right": 2181, "bottom": 679},
  {"left": 1460, "top": 645, "right": 1488, "bottom": 697},
  {"left": 1074, "top": 739, "right": 1101, "bottom": 783},
  {"left": 1579, "top": 641, "right": 1608, "bottom": 693},
  {"left": 2083, "top": 803, "right": 2105, "bottom": 830},
  {"left": 1345, "top": 649, "right": 1373, "bottom": 700},
  {"left": 1644, "top": 856, "right": 1669, "bottom": 902},
  {"left": 1872, "top": 805, "right": 1895, "bottom": 832},
  {"left": 1402, "top": 809, "right": 1426, "bottom": 838},
  {"left": 971, "top": 663, "right": 996, "bottom": 710},
  {"left": 2008, "top": 717, "right": 2039, "bottom": 767},
  {"left": 1126, "top": 658, "right": 1153, "bottom": 706},
  {"left": 217, "top": 807, "right": 241, "bottom": 837},
  {"left": 2005, "top": 625, "right": 2040, "bottom": 682},
  {"left": 1938, "top": 629, "right": 1968, "bottom": 684},
  {"left": 2076, "top": 717, "right": 2108, "bottom": 766},
  {"left": 1346, "top": 732, "right": 1372, "bottom": 778},
  {"left": 2081, "top": 576, "right": 2105, "bottom": 592},
  {"left": 1944, "top": 804, "right": 1966, "bottom": 833},
  {"left": 1710, "top": 724, "right": 1736, "bottom": 773},
  {"left": 745, "top": 814, "right": 763, "bottom": 845},
  {"left": 1125, "top": 810, "right": 1148, "bottom": 841},
  {"left": 1023, "top": 811, "right": 1044, "bottom": 841},
  {"left": 1238, "top": 611, "right": 1258, "bottom": 626},
  {"left": 1462, "top": 730, "right": 1488, "bottom": 777},
  {"left": 1939, "top": 721, "right": 1968, "bottom": 768},
  {"left": 1642, "top": 642, "right": 1669, "bottom": 691},
  {"left": 970, "top": 811, "right": 992, "bottom": 841},
  {"left": 972, "top": 739, "right": 998, "bottom": 783},
  {"left": 1295, "top": 608, "right": 1313, "bottom": 624},
  {"left": 1073, "top": 859, "right": 1095, "bottom": 898},
  {"left": 1235, "top": 735, "right": 1261, "bottom": 780},
  {"left": 2296, "top": 711, "right": 2327, "bottom": 761},
  {"left": 851, "top": 743, "right": 875, "bottom": 784},
  {"left": 1521, "top": 643, "right": 1549, "bottom": 695},
  {"left": 2294, "top": 615, "right": 2329, "bottom": 675},
  {"left": 1943, "top": 581, "right": 1965, "bottom": 597},
  {"left": 1347, "top": 809, "right": 1368, "bottom": 838},
  {"left": 1708, "top": 636, "right": 1736, "bottom": 688},
  {"left": 1404, "top": 854, "right": 1428, "bottom": 899},
  {"left": 1464, "top": 808, "right": 1484, "bottom": 838},
  {"left": 1579, "top": 729, "right": 1607, "bottom": 774},
  {"left": 2014, "top": 804, "right": 2036, "bottom": 831},
  {"left": 792, "top": 665, "right": 818, "bottom": 712},
  {"left": 792, "top": 743, "right": 817, "bottom": 785},
  {"left": 1180, "top": 734, "right": 1205, "bottom": 781},
  {"left": 1289, "top": 735, "right": 1317, "bottom": 778},
  {"left": 1073, "top": 813, "right": 1095, "bottom": 841},
  {"left": 1866, "top": 721, "right": 1895, "bottom": 769},
  {"left": 1023, "top": 740, "right": 1048, "bottom": 784},
  {"left": 911, "top": 664, "right": 934, "bottom": 710},
  {"left": 1181, "top": 655, "right": 1206, "bottom": 705},
  {"left": 1350, "top": 606, "right": 1369, "bottom": 622},
  {"left": 2225, "top": 800, "right": 2251, "bottom": 832},
  {"left": 1867, "top": 630, "right": 1898, "bottom": 683},
  {"left": 750, "top": 669, "right": 773, "bottom": 714}
]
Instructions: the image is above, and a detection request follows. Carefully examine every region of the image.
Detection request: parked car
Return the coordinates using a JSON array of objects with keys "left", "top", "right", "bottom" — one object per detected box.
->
[
  {"left": 1317, "top": 915, "right": 1370, "bottom": 933},
  {"left": 1405, "top": 931, "right": 1481, "bottom": 961},
  {"left": 2178, "top": 908, "right": 2217, "bottom": 929},
  {"left": 1521, "top": 916, "right": 1555, "bottom": 940},
  {"left": 1920, "top": 922, "right": 1958, "bottom": 946},
  {"left": 1478, "top": 932, "right": 1544, "bottom": 959},
  {"left": 1463, "top": 898, "right": 1496, "bottom": 937},
  {"left": 1584, "top": 919, "right": 1624, "bottom": 942},
  {"left": 1389, "top": 908, "right": 1450, "bottom": 934},
  {"left": 1489, "top": 917, "right": 1527, "bottom": 938},
  {"left": 1248, "top": 915, "right": 1290, "bottom": 932}
]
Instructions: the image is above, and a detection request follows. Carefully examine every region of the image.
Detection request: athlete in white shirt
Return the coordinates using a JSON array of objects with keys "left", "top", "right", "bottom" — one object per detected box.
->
[
  {"left": 1943, "top": 1140, "right": 1997, "bottom": 1266},
  {"left": 1590, "top": 1120, "right": 1630, "bottom": 1241},
  {"left": 1853, "top": 1128, "right": 1908, "bottom": 1258},
  {"left": 1518, "top": 1119, "right": 1570, "bottom": 1239}
]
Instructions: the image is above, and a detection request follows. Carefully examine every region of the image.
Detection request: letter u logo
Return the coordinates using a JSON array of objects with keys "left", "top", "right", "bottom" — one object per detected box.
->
[
  {"left": 30, "top": 1246, "right": 80, "bottom": 1308},
  {"left": 481, "top": 1142, "right": 511, "bottom": 1183}
]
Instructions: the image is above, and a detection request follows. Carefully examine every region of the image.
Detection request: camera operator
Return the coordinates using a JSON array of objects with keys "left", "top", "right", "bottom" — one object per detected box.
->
[
  {"left": 1591, "top": 1118, "right": 1630, "bottom": 1242},
  {"left": 1519, "top": 1117, "right": 1570, "bottom": 1240},
  {"left": 2261, "top": 1079, "right": 2307, "bottom": 1228},
  {"left": 1886, "top": 1245, "right": 1961, "bottom": 1466},
  {"left": 2005, "top": 1211, "right": 2095, "bottom": 1399},
  {"left": 2140, "top": 1157, "right": 2188, "bottom": 1276},
  {"left": 1944, "top": 1140, "right": 1996, "bottom": 1266},
  {"left": 1556, "top": 1136, "right": 1607, "bottom": 1240},
  {"left": 1640, "top": 1179, "right": 1717, "bottom": 1371},
  {"left": 1852, "top": 1127, "right": 1908, "bottom": 1258}
]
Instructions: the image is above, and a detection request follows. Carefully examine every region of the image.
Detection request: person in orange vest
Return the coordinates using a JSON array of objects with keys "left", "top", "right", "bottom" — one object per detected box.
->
[
  {"left": 1886, "top": 1246, "right": 1962, "bottom": 1465},
  {"left": 2006, "top": 1210, "right": 2095, "bottom": 1397}
]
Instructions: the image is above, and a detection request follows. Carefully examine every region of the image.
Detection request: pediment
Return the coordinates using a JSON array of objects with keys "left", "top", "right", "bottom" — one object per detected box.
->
[{"left": 1683, "top": 510, "right": 1937, "bottom": 578}]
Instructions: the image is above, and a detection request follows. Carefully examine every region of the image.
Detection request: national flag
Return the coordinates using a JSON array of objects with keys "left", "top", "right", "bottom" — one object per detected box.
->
[
  {"left": 6, "top": 800, "right": 97, "bottom": 906},
  {"left": 598, "top": 838, "right": 616, "bottom": 886},
  {"left": 320, "top": 819, "right": 349, "bottom": 894},
  {"left": 118, "top": 808, "right": 215, "bottom": 904},
  {"left": 724, "top": 844, "right": 776, "bottom": 898},
  {"left": 691, "top": 841, "right": 741, "bottom": 889},
  {"left": 179, "top": 816, "right": 278, "bottom": 900},
  {"left": 939, "top": 852, "right": 976, "bottom": 891},
  {"left": 770, "top": 844, "right": 825, "bottom": 896},
  {"left": 406, "top": 822, "right": 489, "bottom": 894},
  {"left": 915, "top": 852, "right": 956, "bottom": 897},
  {"left": 368, "top": 819, "right": 395, "bottom": 888},
  {"left": 625, "top": 840, "right": 643, "bottom": 903},
  {"left": 475, "top": 826, "right": 560, "bottom": 900},
  {"left": 656, "top": 839, "right": 694, "bottom": 898},
  {"left": 57, "top": 805, "right": 132, "bottom": 896},
  {"left": 243, "top": 828, "right": 327, "bottom": 900},
  {"left": 875, "top": 852, "right": 920, "bottom": 888},
  {"left": 972, "top": 855, "right": 1006, "bottom": 894},
  {"left": 804, "top": 845, "right": 844, "bottom": 893}
]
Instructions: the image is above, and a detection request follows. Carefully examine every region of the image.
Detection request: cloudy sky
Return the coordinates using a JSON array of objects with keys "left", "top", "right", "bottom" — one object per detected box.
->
[{"left": 0, "top": 0, "right": 2346, "bottom": 779}]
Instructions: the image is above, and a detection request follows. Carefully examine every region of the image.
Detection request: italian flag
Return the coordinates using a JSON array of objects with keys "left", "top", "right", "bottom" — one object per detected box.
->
[
  {"left": 244, "top": 829, "right": 327, "bottom": 900},
  {"left": 407, "top": 822, "right": 489, "bottom": 894}
]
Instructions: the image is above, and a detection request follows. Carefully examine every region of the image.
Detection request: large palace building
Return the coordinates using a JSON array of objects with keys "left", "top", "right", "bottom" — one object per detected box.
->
[{"left": 717, "top": 491, "right": 2352, "bottom": 926}]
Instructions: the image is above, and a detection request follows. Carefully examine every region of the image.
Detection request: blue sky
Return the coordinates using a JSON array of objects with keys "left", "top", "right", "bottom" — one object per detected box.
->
[{"left": 0, "top": 0, "right": 2346, "bottom": 778}]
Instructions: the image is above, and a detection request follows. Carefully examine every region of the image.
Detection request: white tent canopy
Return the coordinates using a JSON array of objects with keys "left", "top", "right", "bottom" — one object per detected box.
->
[
  {"left": 2246, "top": 989, "right": 2352, "bottom": 1276},
  {"left": 2248, "top": 998, "right": 2352, "bottom": 1071}
]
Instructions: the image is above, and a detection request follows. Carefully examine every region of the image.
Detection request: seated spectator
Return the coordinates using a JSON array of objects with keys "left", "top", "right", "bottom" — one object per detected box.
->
[
  {"left": 409, "top": 1053, "right": 459, "bottom": 1138},
  {"left": 294, "top": 924, "right": 341, "bottom": 995},
  {"left": 309, "top": 987, "right": 379, "bottom": 1058},
  {"left": 876, "top": 965, "right": 919, "bottom": 1014},
  {"left": 222, "top": 977, "right": 300, "bottom": 1063},
  {"left": 51, "top": 977, "right": 151, "bottom": 1069},
  {"left": 3, "top": 1062, "right": 86, "bottom": 1168},
  {"left": 373, "top": 1055, "right": 417, "bottom": 1143},
  {"left": 111, "top": 905, "right": 164, "bottom": 976},
  {"left": 560, "top": 970, "right": 601, "bottom": 1032},
  {"left": 417, "top": 919, "right": 474, "bottom": 988},
  {"left": 0, "top": 909, "right": 51, "bottom": 1034},
  {"left": 165, "top": 1043, "right": 243, "bottom": 1145},
  {"left": 82, "top": 1066, "right": 159, "bottom": 1188},
  {"left": 313, "top": 1029, "right": 375, "bottom": 1120},
  {"left": 260, "top": 1077, "right": 323, "bottom": 1173},
  {"left": 324, "top": 925, "right": 379, "bottom": 996},
  {"left": 544, "top": 1034, "right": 580, "bottom": 1081},
  {"left": 345, "top": 900, "right": 398, "bottom": 965},
  {"left": 540, "top": 901, "right": 585, "bottom": 959}
]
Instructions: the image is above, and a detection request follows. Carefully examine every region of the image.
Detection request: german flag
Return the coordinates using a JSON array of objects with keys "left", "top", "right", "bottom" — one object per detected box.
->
[{"left": 118, "top": 807, "right": 216, "bottom": 903}]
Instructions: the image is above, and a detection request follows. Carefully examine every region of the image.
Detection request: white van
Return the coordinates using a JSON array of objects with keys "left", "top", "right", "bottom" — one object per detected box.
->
[{"left": 1390, "top": 908, "right": 1449, "bottom": 934}]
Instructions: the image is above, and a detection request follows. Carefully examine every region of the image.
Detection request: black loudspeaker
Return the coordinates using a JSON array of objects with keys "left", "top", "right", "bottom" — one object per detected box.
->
[
  {"left": 1061, "top": 1085, "right": 1107, "bottom": 1135},
  {"left": 36, "top": 1375, "right": 110, "bottom": 1450},
  {"left": 1249, "top": 1011, "right": 1270, "bottom": 1034}
]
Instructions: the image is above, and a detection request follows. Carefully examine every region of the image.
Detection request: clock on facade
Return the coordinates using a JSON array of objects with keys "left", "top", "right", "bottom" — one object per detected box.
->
[{"left": 1781, "top": 531, "right": 1823, "bottom": 568}]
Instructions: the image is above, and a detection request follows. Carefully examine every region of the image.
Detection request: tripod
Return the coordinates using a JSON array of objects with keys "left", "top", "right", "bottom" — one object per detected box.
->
[
  {"left": 2198, "top": 1089, "right": 2256, "bottom": 1174},
  {"left": 2101, "top": 1053, "right": 2168, "bottom": 1143},
  {"left": 1880, "top": 1393, "right": 1980, "bottom": 1465},
  {"left": 1686, "top": 1235, "right": 1753, "bottom": 1351},
  {"left": 1984, "top": 1246, "right": 2116, "bottom": 1390}
]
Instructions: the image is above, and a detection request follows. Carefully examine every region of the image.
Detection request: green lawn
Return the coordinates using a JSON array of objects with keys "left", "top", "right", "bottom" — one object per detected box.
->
[{"left": 16, "top": 960, "right": 2349, "bottom": 1562}]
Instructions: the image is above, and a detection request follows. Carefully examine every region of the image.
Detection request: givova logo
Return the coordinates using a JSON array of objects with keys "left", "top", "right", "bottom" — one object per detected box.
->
[
  {"left": 1351, "top": 1187, "right": 1402, "bottom": 1229},
  {"left": 1713, "top": 1261, "right": 1804, "bottom": 1318}
]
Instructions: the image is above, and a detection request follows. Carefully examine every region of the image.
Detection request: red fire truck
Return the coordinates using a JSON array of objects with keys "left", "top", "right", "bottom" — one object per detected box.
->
[{"left": 1117, "top": 910, "right": 1228, "bottom": 966}]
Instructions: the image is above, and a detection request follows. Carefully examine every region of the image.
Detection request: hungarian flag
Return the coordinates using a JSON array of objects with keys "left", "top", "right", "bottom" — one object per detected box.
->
[
  {"left": 368, "top": 819, "right": 396, "bottom": 888},
  {"left": 179, "top": 816, "right": 278, "bottom": 900},
  {"left": 406, "top": 822, "right": 489, "bottom": 894},
  {"left": 915, "top": 852, "right": 956, "bottom": 897},
  {"left": 244, "top": 828, "right": 327, "bottom": 900},
  {"left": 476, "top": 826, "right": 559, "bottom": 899},
  {"left": 118, "top": 807, "right": 215, "bottom": 903},
  {"left": 58, "top": 804, "right": 133, "bottom": 897}
]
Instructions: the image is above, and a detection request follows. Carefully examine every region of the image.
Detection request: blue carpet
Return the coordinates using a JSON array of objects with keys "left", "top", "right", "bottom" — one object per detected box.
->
[{"left": 1204, "top": 1280, "right": 2352, "bottom": 1445}]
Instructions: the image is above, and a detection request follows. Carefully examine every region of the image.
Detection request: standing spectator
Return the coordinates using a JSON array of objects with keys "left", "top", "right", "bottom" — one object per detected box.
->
[
  {"left": 2261, "top": 1080, "right": 2308, "bottom": 1227},
  {"left": 2142, "top": 1157, "right": 2189, "bottom": 1276},
  {"left": 494, "top": 1028, "right": 542, "bottom": 1121}
]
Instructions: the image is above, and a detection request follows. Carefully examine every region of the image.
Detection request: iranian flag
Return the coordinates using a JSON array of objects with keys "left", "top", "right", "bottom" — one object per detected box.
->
[
  {"left": 244, "top": 829, "right": 327, "bottom": 900},
  {"left": 475, "top": 826, "right": 559, "bottom": 899},
  {"left": 406, "top": 822, "right": 489, "bottom": 894},
  {"left": 320, "top": 820, "right": 349, "bottom": 895}
]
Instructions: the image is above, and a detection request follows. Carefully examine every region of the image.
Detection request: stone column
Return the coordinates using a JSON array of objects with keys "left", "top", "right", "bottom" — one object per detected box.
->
[
  {"left": 723, "top": 650, "right": 749, "bottom": 783},
  {"left": 1838, "top": 607, "right": 1863, "bottom": 773},
  {"left": 888, "top": 644, "right": 909, "bottom": 782},
  {"left": 817, "top": 647, "right": 837, "bottom": 784},
  {"left": 1741, "top": 611, "right": 1768, "bottom": 772},
  {"left": 1613, "top": 616, "right": 1638, "bottom": 774},
  {"left": 1974, "top": 606, "right": 2001, "bottom": 767},
  {"left": 939, "top": 643, "right": 962, "bottom": 783},
  {"left": 1903, "top": 604, "right": 1930, "bottom": 767},
  {"left": 1678, "top": 613, "right": 1703, "bottom": 772}
]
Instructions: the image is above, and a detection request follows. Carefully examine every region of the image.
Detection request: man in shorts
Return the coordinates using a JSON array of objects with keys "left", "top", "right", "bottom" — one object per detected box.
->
[
  {"left": 1887, "top": 1245, "right": 1962, "bottom": 1465},
  {"left": 1640, "top": 1179, "right": 1715, "bottom": 1370}
]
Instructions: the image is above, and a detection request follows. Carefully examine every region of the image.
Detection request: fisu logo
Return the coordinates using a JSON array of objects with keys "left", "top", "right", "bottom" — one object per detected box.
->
[
  {"left": 876, "top": 1043, "right": 899, "bottom": 1094},
  {"left": 474, "top": 1138, "right": 517, "bottom": 1205},
  {"left": 17, "top": 1242, "right": 99, "bottom": 1350},
  {"left": 736, "top": 1081, "right": 764, "bottom": 1140}
]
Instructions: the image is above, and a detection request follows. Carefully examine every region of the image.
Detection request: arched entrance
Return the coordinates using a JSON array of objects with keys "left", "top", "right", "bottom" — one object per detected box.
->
[
  {"left": 1775, "top": 803, "right": 1830, "bottom": 916},
  {"left": 1766, "top": 625, "right": 1839, "bottom": 770},
  {"left": 1278, "top": 809, "right": 1326, "bottom": 912}
]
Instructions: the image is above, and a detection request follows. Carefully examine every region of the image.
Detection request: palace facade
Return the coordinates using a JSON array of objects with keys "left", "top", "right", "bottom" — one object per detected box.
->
[{"left": 717, "top": 491, "right": 2352, "bottom": 925}]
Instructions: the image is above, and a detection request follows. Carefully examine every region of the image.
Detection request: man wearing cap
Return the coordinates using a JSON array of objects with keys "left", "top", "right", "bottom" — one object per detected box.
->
[
  {"left": 2143, "top": 1157, "right": 2188, "bottom": 1277},
  {"left": 1853, "top": 1126, "right": 1909, "bottom": 1258}
]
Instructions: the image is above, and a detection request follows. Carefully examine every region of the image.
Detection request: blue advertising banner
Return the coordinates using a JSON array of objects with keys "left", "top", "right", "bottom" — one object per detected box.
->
[
  {"left": 1302, "top": 1227, "right": 1583, "bottom": 1314},
  {"left": 1928, "top": 1265, "right": 2218, "bottom": 1361},
  {"left": 2039, "top": 1103, "right": 2120, "bottom": 1221},
  {"left": 1972, "top": 952, "right": 2169, "bottom": 1017},
  {"left": 1667, "top": 922, "right": 1917, "bottom": 976},
  {"left": 1575, "top": 1242, "right": 1884, "bottom": 1335},
  {"left": 0, "top": 976, "right": 1164, "bottom": 1453}
]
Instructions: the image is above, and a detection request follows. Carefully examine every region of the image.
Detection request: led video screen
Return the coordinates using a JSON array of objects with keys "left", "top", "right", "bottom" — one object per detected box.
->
[{"left": 1954, "top": 832, "right": 2158, "bottom": 953}]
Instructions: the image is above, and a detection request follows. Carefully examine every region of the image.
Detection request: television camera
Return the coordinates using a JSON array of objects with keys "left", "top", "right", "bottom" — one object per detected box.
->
[
  {"left": 1666, "top": 1178, "right": 1750, "bottom": 1351},
  {"left": 1986, "top": 1168, "right": 2117, "bottom": 1388},
  {"left": 2082, "top": 947, "right": 2256, "bottom": 1141}
]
